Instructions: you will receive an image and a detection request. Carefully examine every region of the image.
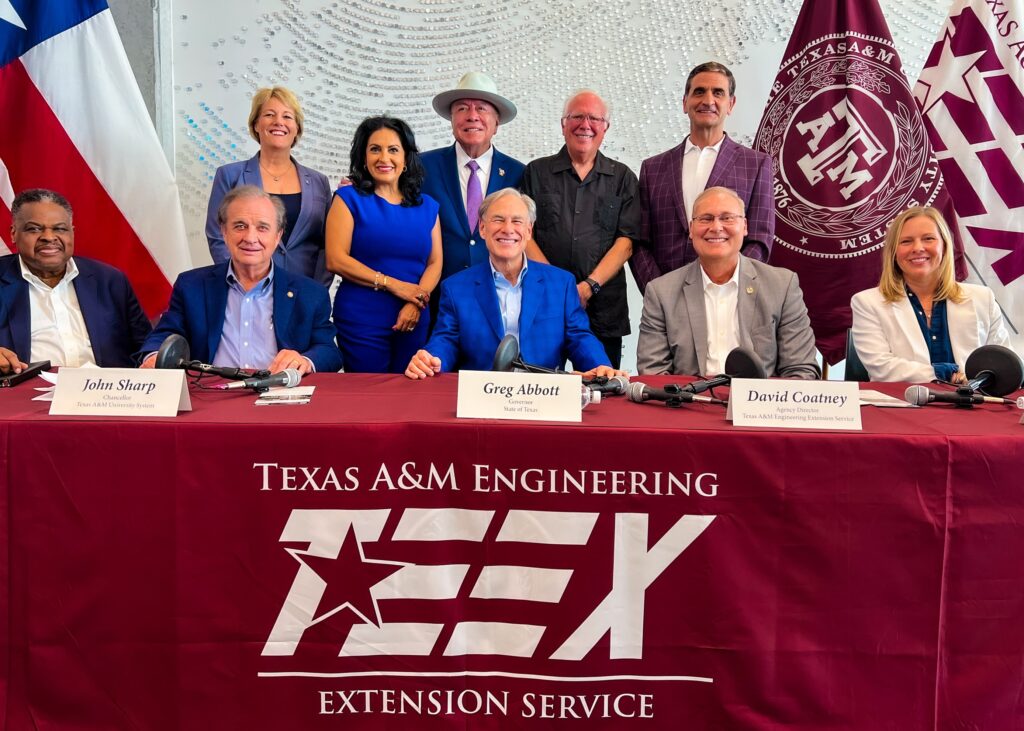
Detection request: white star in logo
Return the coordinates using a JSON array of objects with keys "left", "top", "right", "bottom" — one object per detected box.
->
[
  {"left": 916, "top": 35, "right": 986, "bottom": 115},
  {"left": 0, "top": 0, "right": 26, "bottom": 30}
]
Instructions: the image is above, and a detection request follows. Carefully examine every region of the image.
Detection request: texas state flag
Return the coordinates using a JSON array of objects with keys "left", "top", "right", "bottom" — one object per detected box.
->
[{"left": 0, "top": 0, "right": 189, "bottom": 316}]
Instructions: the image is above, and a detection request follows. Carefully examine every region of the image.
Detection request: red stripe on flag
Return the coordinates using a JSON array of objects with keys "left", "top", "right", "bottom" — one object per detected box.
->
[
  {"left": 0, "top": 202, "right": 12, "bottom": 253},
  {"left": 0, "top": 59, "right": 171, "bottom": 316}
]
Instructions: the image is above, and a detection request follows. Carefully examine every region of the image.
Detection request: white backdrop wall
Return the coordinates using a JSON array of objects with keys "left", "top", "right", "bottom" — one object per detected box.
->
[{"left": 171, "top": 0, "right": 952, "bottom": 372}]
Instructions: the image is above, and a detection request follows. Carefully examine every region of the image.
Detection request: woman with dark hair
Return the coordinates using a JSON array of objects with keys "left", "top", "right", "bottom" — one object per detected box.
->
[
  {"left": 851, "top": 206, "right": 1011, "bottom": 382},
  {"left": 326, "top": 116, "right": 442, "bottom": 372}
]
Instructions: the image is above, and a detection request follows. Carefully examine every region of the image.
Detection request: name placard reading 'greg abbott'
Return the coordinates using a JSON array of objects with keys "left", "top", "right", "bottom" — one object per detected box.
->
[
  {"left": 50, "top": 368, "right": 192, "bottom": 417},
  {"left": 728, "top": 378, "right": 861, "bottom": 431},
  {"left": 457, "top": 370, "right": 582, "bottom": 422}
]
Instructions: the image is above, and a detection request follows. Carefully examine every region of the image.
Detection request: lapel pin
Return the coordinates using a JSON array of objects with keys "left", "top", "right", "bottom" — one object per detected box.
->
[
  {"left": 287, "top": 291, "right": 294, "bottom": 298},
  {"left": 498, "top": 168, "right": 505, "bottom": 177},
  {"left": 746, "top": 286, "right": 754, "bottom": 295}
]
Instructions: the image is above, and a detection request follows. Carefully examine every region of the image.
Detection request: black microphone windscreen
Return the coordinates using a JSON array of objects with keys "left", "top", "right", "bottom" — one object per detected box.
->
[
  {"left": 725, "top": 347, "right": 767, "bottom": 379},
  {"left": 492, "top": 334, "right": 520, "bottom": 372},
  {"left": 964, "top": 344, "right": 1023, "bottom": 396},
  {"left": 154, "top": 334, "right": 190, "bottom": 370}
]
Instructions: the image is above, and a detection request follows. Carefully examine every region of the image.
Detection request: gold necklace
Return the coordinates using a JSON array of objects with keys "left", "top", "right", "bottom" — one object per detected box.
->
[{"left": 259, "top": 160, "right": 291, "bottom": 182}]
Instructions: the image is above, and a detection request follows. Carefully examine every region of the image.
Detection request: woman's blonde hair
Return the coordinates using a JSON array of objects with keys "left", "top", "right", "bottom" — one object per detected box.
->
[
  {"left": 247, "top": 86, "right": 304, "bottom": 147},
  {"left": 878, "top": 206, "right": 963, "bottom": 304}
]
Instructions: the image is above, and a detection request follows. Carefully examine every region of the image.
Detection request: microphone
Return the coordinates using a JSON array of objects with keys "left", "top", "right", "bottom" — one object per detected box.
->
[
  {"left": 492, "top": 334, "right": 520, "bottom": 372},
  {"left": 154, "top": 334, "right": 190, "bottom": 369},
  {"left": 627, "top": 381, "right": 726, "bottom": 406},
  {"left": 903, "top": 384, "right": 1022, "bottom": 408},
  {"left": 188, "top": 361, "right": 271, "bottom": 381},
  {"left": 964, "top": 344, "right": 1024, "bottom": 396},
  {"left": 490, "top": 333, "right": 567, "bottom": 375},
  {"left": 219, "top": 369, "right": 302, "bottom": 392},
  {"left": 152, "top": 334, "right": 269, "bottom": 380},
  {"left": 584, "top": 375, "right": 630, "bottom": 395},
  {"left": 682, "top": 347, "right": 767, "bottom": 394}
]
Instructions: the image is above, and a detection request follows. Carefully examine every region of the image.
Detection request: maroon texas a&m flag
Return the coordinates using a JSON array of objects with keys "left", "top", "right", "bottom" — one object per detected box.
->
[{"left": 754, "top": 0, "right": 967, "bottom": 363}]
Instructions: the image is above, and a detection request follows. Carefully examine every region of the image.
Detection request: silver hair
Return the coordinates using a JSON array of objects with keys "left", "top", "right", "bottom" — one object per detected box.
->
[
  {"left": 693, "top": 186, "right": 746, "bottom": 215},
  {"left": 477, "top": 188, "right": 537, "bottom": 225},
  {"left": 217, "top": 184, "right": 286, "bottom": 231},
  {"left": 562, "top": 89, "right": 610, "bottom": 121}
]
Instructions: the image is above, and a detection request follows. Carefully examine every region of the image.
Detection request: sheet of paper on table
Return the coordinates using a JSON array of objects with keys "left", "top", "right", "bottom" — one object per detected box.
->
[
  {"left": 859, "top": 389, "right": 916, "bottom": 408},
  {"left": 255, "top": 386, "right": 316, "bottom": 405}
]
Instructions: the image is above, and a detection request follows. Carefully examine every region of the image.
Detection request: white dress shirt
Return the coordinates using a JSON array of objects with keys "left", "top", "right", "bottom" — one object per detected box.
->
[
  {"left": 20, "top": 256, "right": 96, "bottom": 367},
  {"left": 455, "top": 143, "right": 494, "bottom": 211},
  {"left": 682, "top": 136, "right": 725, "bottom": 223},
  {"left": 700, "top": 259, "right": 741, "bottom": 376}
]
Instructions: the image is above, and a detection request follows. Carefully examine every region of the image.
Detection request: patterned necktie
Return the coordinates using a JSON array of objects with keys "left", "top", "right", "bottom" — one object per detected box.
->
[{"left": 466, "top": 159, "right": 483, "bottom": 232}]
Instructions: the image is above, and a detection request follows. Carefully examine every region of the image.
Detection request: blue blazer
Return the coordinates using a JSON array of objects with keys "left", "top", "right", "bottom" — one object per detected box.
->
[
  {"left": 140, "top": 262, "right": 342, "bottom": 373},
  {"left": 0, "top": 254, "right": 151, "bottom": 367},
  {"left": 425, "top": 261, "right": 607, "bottom": 372},
  {"left": 205, "top": 154, "right": 333, "bottom": 285},
  {"left": 421, "top": 144, "right": 525, "bottom": 282}
]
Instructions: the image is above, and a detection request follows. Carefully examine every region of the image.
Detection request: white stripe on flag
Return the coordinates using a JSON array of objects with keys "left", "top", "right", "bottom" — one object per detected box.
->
[
  {"left": 340, "top": 623, "right": 444, "bottom": 657},
  {"left": 496, "top": 510, "right": 598, "bottom": 544},
  {"left": 372, "top": 564, "right": 470, "bottom": 600},
  {"left": 0, "top": 156, "right": 13, "bottom": 208},
  {"left": 392, "top": 508, "right": 494, "bottom": 542},
  {"left": 469, "top": 565, "right": 574, "bottom": 603},
  {"left": 444, "top": 622, "right": 545, "bottom": 657},
  {"left": 20, "top": 10, "right": 190, "bottom": 280}
]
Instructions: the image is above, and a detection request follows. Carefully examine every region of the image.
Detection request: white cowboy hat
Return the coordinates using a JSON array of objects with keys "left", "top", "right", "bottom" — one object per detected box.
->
[{"left": 431, "top": 72, "right": 518, "bottom": 124}]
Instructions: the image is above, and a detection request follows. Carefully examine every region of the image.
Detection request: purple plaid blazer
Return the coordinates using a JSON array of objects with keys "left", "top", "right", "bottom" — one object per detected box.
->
[{"left": 632, "top": 135, "right": 775, "bottom": 293}]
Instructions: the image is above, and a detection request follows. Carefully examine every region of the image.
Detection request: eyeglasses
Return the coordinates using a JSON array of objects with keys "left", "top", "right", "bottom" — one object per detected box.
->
[
  {"left": 563, "top": 113, "right": 608, "bottom": 126},
  {"left": 692, "top": 213, "right": 745, "bottom": 226}
]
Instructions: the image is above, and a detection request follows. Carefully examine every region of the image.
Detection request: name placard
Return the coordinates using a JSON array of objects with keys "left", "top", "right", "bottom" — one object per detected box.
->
[
  {"left": 49, "top": 368, "right": 192, "bottom": 417},
  {"left": 727, "top": 378, "right": 862, "bottom": 430},
  {"left": 457, "top": 370, "right": 582, "bottom": 422}
]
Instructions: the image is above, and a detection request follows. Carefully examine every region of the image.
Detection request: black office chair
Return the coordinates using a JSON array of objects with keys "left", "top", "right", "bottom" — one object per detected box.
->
[{"left": 844, "top": 329, "right": 870, "bottom": 382}]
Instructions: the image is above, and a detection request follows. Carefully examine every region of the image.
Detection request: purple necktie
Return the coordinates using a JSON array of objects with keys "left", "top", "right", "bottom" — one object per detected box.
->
[{"left": 466, "top": 160, "right": 483, "bottom": 232}]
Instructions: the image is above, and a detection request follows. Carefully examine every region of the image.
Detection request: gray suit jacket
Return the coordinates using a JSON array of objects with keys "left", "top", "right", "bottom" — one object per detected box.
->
[{"left": 637, "top": 258, "right": 820, "bottom": 379}]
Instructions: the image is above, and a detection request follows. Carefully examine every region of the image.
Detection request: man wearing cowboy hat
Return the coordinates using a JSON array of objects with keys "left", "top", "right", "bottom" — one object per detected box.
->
[{"left": 421, "top": 72, "right": 525, "bottom": 309}]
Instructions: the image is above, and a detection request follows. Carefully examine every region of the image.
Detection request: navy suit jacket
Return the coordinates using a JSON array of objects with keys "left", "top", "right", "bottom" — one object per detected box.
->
[
  {"left": 633, "top": 135, "right": 774, "bottom": 293},
  {"left": 0, "top": 254, "right": 151, "bottom": 367},
  {"left": 206, "top": 154, "right": 333, "bottom": 285},
  {"left": 421, "top": 144, "right": 525, "bottom": 283},
  {"left": 425, "top": 260, "right": 607, "bottom": 372},
  {"left": 140, "top": 262, "right": 342, "bottom": 373}
]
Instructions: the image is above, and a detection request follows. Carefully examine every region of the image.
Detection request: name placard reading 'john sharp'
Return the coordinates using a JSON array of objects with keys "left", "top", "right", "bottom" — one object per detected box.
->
[
  {"left": 457, "top": 370, "right": 582, "bottom": 422},
  {"left": 49, "top": 368, "right": 192, "bottom": 418},
  {"left": 727, "top": 378, "right": 862, "bottom": 431}
]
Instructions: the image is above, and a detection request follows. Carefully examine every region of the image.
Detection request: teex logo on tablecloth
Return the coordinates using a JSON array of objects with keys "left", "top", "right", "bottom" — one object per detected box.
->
[{"left": 262, "top": 508, "right": 715, "bottom": 662}]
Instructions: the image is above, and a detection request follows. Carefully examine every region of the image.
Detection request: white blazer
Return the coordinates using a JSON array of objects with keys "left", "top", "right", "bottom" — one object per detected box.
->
[{"left": 850, "top": 283, "right": 1011, "bottom": 382}]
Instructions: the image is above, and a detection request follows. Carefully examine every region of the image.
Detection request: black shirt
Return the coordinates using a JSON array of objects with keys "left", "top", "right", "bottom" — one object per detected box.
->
[{"left": 521, "top": 146, "right": 640, "bottom": 337}]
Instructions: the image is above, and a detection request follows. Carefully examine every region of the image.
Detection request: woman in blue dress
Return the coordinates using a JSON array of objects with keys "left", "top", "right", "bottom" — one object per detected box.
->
[{"left": 326, "top": 117, "right": 442, "bottom": 372}]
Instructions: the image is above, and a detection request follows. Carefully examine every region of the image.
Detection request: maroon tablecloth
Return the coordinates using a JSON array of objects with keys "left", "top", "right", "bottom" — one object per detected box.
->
[{"left": 1, "top": 374, "right": 1022, "bottom": 730}]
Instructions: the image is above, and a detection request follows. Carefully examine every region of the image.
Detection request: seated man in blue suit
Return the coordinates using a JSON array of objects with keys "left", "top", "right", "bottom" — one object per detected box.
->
[
  {"left": 405, "top": 190, "right": 622, "bottom": 379},
  {"left": 0, "top": 188, "right": 151, "bottom": 375},
  {"left": 140, "top": 186, "right": 341, "bottom": 374},
  {"left": 421, "top": 72, "right": 525, "bottom": 310}
]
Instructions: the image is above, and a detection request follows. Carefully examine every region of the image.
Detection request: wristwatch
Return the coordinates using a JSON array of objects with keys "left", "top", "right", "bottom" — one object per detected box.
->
[{"left": 585, "top": 277, "right": 602, "bottom": 295}]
